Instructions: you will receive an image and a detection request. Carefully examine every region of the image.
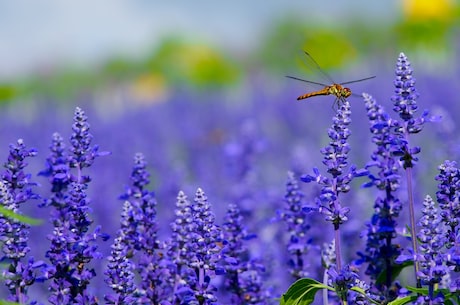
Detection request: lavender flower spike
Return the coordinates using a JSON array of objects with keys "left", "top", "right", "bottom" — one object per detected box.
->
[
  {"left": 166, "top": 190, "right": 197, "bottom": 304},
  {"left": 358, "top": 93, "right": 402, "bottom": 298},
  {"left": 222, "top": 203, "right": 269, "bottom": 304},
  {"left": 188, "top": 188, "right": 223, "bottom": 304},
  {"left": 2, "top": 139, "right": 38, "bottom": 204},
  {"left": 0, "top": 139, "right": 43, "bottom": 304},
  {"left": 391, "top": 53, "right": 430, "bottom": 288},
  {"left": 42, "top": 108, "right": 109, "bottom": 304},
  {"left": 301, "top": 100, "right": 355, "bottom": 229},
  {"left": 104, "top": 234, "right": 138, "bottom": 304},
  {"left": 391, "top": 52, "right": 433, "bottom": 168},
  {"left": 301, "top": 100, "right": 366, "bottom": 270},
  {"left": 280, "top": 171, "right": 311, "bottom": 280},
  {"left": 69, "top": 107, "right": 110, "bottom": 182},
  {"left": 167, "top": 188, "right": 223, "bottom": 304},
  {"left": 0, "top": 180, "right": 44, "bottom": 304},
  {"left": 417, "top": 195, "right": 448, "bottom": 287},
  {"left": 119, "top": 153, "right": 167, "bottom": 303},
  {"left": 392, "top": 52, "right": 420, "bottom": 122},
  {"left": 435, "top": 160, "right": 460, "bottom": 247}
]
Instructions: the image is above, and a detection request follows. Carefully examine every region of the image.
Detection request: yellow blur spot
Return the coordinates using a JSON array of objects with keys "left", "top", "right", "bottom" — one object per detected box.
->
[
  {"left": 403, "top": 0, "right": 454, "bottom": 20},
  {"left": 130, "top": 73, "right": 168, "bottom": 105}
]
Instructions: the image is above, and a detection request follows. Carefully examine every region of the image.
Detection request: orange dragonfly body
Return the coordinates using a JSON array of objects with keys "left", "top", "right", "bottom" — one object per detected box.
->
[{"left": 287, "top": 51, "right": 375, "bottom": 105}]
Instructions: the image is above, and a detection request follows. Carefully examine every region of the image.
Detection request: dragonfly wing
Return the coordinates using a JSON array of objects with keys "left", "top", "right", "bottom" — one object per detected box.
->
[
  {"left": 285, "top": 75, "right": 328, "bottom": 87},
  {"left": 340, "top": 76, "right": 376, "bottom": 85},
  {"left": 301, "top": 51, "right": 336, "bottom": 85}
]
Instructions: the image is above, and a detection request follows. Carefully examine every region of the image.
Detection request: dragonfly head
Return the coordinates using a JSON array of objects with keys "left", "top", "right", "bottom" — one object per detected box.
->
[{"left": 342, "top": 87, "right": 352, "bottom": 98}]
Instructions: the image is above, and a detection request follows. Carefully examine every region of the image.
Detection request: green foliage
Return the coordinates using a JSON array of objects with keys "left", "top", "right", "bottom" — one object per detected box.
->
[
  {"left": 394, "top": 18, "right": 454, "bottom": 54},
  {"left": 22, "top": 68, "right": 102, "bottom": 101},
  {"left": 405, "top": 286, "right": 458, "bottom": 305},
  {"left": 0, "top": 301, "right": 22, "bottom": 305},
  {"left": 279, "top": 278, "right": 331, "bottom": 305},
  {"left": 279, "top": 277, "right": 460, "bottom": 304},
  {"left": 386, "top": 295, "right": 418, "bottom": 305},
  {"left": 0, "top": 84, "right": 16, "bottom": 103},
  {"left": 145, "top": 37, "right": 241, "bottom": 89},
  {"left": 0, "top": 206, "right": 42, "bottom": 226}
]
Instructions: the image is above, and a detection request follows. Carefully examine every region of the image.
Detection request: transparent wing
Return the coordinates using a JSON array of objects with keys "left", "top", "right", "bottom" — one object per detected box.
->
[
  {"left": 300, "top": 51, "right": 336, "bottom": 85},
  {"left": 340, "top": 76, "right": 376, "bottom": 85},
  {"left": 285, "top": 75, "right": 328, "bottom": 87}
]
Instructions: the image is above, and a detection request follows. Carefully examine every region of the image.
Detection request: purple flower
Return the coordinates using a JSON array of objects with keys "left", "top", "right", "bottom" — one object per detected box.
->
[
  {"left": 445, "top": 232, "right": 460, "bottom": 272},
  {"left": 69, "top": 107, "right": 109, "bottom": 176},
  {"left": 357, "top": 93, "right": 403, "bottom": 296},
  {"left": 301, "top": 101, "right": 365, "bottom": 230},
  {"left": 41, "top": 107, "right": 109, "bottom": 304},
  {"left": 224, "top": 120, "right": 264, "bottom": 183},
  {"left": 327, "top": 264, "right": 358, "bottom": 302},
  {"left": 0, "top": 180, "right": 44, "bottom": 304},
  {"left": 435, "top": 160, "right": 460, "bottom": 247},
  {"left": 166, "top": 190, "right": 197, "bottom": 303},
  {"left": 300, "top": 100, "right": 368, "bottom": 273},
  {"left": 38, "top": 132, "right": 71, "bottom": 208},
  {"left": 0, "top": 139, "right": 43, "bottom": 303},
  {"left": 280, "top": 171, "right": 311, "bottom": 279},
  {"left": 167, "top": 188, "right": 223, "bottom": 304},
  {"left": 432, "top": 161, "right": 460, "bottom": 296},
  {"left": 389, "top": 52, "right": 432, "bottom": 290},
  {"left": 104, "top": 234, "right": 138, "bottom": 304},
  {"left": 168, "top": 190, "right": 195, "bottom": 269},
  {"left": 188, "top": 188, "right": 223, "bottom": 303},
  {"left": 416, "top": 195, "right": 448, "bottom": 286},
  {"left": 45, "top": 182, "right": 104, "bottom": 305},
  {"left": 413, "top": 293, "right": 445, "bottom": 305},
  {"left": 118, "top": 153, "right": 158, "bottom": 252},
  {"left": 362, "top": 93, "right": 401, "bottom": 192},
  {"left": 390, "top": 53, "right": 431, "bottom": 169},
  {"left": 234, "top": 262, "right": 269, "bottom": 305},
  {"left": 118, "top": 153, "right": 168, "bottom": 303},
  {"left": 221, "top": 203, "right": 269, "bottom": 304},
  {"left": 222, "top": 202, "right": 250, "bottom": 275},
  {"left": 1, "top": 139, "right": 39, "bottom": 205},
  {"left": 392, "top": 52, "right": 420, "bottom": 123}
]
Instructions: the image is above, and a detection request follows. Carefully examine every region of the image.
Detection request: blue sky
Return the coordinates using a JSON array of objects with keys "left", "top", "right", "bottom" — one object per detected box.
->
[{"left": 0, "top": 1, "right": 398, "bottom": 80}]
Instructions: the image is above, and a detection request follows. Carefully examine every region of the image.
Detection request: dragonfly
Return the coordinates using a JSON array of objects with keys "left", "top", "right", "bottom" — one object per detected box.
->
[{"left": 286, "top": 51, "right": 375, "bottom": 106}]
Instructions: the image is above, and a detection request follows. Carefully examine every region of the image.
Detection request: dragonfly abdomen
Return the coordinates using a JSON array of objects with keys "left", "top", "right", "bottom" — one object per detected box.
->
[{"left": 297, "top": 87, "right": 331, "bottom": 101}]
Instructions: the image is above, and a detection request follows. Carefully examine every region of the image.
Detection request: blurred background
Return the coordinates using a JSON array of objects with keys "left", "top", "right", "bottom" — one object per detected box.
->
[
  {"left": 1, "top": 0, "right": 460, "bottom": 300},
  {"left": 1, "top": 0, "right": 459, "bottom": 105},
  {"left": 1, "top": 0, "right": 458, "bottom": 186}
]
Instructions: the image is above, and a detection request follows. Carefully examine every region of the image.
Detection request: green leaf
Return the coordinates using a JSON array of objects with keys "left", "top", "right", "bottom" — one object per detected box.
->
[
  {"left": 405, "top": 286, "right": 429, "bottom": 294},
  {"left": 349, "top": 286, "right": 380, "bottom": 305},
  {"left": 387, "top": 295, "right": 418, "bottom": 305},
  {"left": 280, "top": 278, "right": 330, "bottom": 305},
  {"left": 444, "top": 299, "right": 454, "bottom": 305},
  {"left": 0, "top": 300, "right": 23, "bottom": 305},
  {"left": 406, "top": 286, "right": 457, "bottom": 304},
  {"left": 0, "top": 206, "right": 42, "bottom": 226}
]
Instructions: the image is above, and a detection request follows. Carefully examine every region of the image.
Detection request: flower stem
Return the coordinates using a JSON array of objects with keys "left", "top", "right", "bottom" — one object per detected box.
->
[
  {"left": 335, "top": 228, "right": 342, "bottom": 271},
  {"left": 405, "top": 166, "right": 421, "bottom": 288}
]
